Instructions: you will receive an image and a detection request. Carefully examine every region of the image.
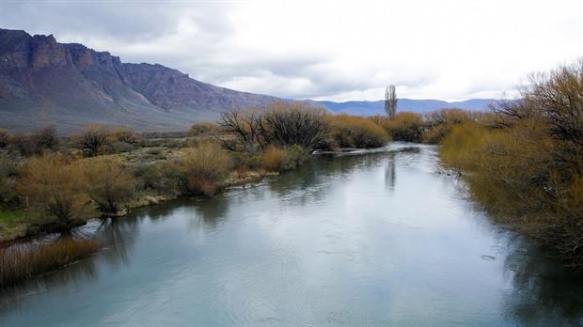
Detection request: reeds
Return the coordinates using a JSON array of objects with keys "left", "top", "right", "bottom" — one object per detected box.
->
[{"left": 0, "top": 237, "right": 100, "bottom": 289}]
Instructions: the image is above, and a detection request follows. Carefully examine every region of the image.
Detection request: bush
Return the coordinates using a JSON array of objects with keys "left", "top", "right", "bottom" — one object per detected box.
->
[
  {"left": 383, "top": 112, "right": 424, "bottom": 142},
  {"left": 327, "top": 115, "right": 389, "bottom": 148},
  {"left": 259, "top": 102, "right": 329, "bottom": 151},
  {"left": 17, "top": 154, "right": 89, "bottom": 229},
  {"left": 6, "top": 127, "right": 60, "bottom": 156},
  {"left": 189, "top": 122, "right": 222, "bottom": 137},
  {"left": 440, "top": 60, "right": 583, "bottom": 267},
  {"left": 261, "top": 145, "right": 309, "bottom": 172},
  {"left": 74, "top": 124, "right": 111, "bottom": 157},
  {"left": 0, "top": 128, "right": 9, "bottom": 148},
  {"left": 180, "top": 142, "right": 232, "bottom": 196},
  {"left": 220, "top": 102, "right": 328, "bottom": 152},
  {"left": 80, "top": 157, "right": 136, "bottom": 217},
  {"left": 0, "top": 152, "right": 20, "bottom": 206}
]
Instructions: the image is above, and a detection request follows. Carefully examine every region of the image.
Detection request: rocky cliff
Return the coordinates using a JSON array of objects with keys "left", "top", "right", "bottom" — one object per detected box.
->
[{"left": 0, "top": 29, "right": 277, "bottom": 132}]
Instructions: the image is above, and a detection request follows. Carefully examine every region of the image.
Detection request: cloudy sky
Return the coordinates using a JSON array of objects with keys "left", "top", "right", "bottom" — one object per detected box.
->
[{"left": 2, "top": 0, "right": 583, "bottom": 101}]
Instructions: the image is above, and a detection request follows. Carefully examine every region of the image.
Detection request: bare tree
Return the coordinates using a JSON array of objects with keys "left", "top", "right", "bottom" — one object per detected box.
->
[{"left": 385, "top": 85, "right": 398, "bottom": 119}]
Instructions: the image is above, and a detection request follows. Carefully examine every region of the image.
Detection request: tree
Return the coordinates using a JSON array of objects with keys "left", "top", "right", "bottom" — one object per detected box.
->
[
  {"left": 385, "top": 85, "right": 398, "bottom": 119},
  {"left": 17, "top": 154, "right": 88, "bottom": 229},
  {"left": 258, "top": 102, "right": 328, "bottom": 151},
  {"left": 75, "top": 124, "right": 110, "bottom": 157},
  {"left": 81, "top": 157, "right": 136, "bottom": 217}
]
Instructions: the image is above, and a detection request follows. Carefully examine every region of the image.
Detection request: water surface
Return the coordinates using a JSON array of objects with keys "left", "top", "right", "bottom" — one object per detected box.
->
[{"left": 1, "top": 144, "right": 582, "bottom": 326}]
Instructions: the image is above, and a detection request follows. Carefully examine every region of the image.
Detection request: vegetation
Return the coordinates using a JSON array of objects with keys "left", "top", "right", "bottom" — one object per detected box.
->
[
  {"left": 80, "top": 157, "right": 136, "bottom": 217},
  {"left": 220, "top": 101, "right": 328, "bottom": 152},
  {"left": 17, "top": 153, "right": 89, "bottom": 231},
  {"left": 0, "top": 237, "right": 100, "bottom": 289},
  {"left": 327, "top": 115, "right": 389, "bottom": 148},
  {"left": 440, "top": 60, "right": 583, "bottom": 268},
  {"left": 180, "top": 141, "right": 232, "bottom": 196}
]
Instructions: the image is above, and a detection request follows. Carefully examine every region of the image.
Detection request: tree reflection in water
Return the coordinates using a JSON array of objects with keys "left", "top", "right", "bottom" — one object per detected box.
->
[{"left": 504, "top": 235, "right": 583, "bottom": 326}]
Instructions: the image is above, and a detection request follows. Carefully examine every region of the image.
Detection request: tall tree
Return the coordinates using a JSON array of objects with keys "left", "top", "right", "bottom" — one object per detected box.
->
[{"left": 385, "top": 85, "right": 398, "bottom": 119}]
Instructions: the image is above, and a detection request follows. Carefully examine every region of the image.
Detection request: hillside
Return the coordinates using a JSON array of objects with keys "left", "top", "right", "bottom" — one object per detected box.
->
[
  {"left": 0, "top": 28, "right": 499, "bottom": 133},
  {"left": 0, "top": 29, "right": 277, "bottom": 132}
]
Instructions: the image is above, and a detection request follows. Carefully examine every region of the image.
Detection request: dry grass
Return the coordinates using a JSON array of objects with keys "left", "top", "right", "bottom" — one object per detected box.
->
[{"left": 0, "top": 237, "right": 101, "bottom": 289}]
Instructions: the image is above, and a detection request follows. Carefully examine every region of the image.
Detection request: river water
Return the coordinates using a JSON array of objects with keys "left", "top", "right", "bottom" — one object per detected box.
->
[{"left": 1, "top": 144, "right": 582, "bottom": 326}]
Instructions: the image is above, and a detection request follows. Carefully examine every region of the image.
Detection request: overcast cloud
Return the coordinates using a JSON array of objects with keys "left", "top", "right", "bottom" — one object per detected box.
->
[{"left": 2, "top": 0, "right": 583, "bottom": 101}]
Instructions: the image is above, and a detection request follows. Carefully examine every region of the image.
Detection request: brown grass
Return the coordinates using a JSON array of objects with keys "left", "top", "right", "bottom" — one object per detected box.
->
[{"left": 0, "top": 237, "right": 101, "bottom": 289}]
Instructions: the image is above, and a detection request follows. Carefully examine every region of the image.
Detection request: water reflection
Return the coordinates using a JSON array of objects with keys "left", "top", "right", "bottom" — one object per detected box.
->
[
  {"left": 504, "top": 235, "right": 583, "bottom": 326},
  {"left": 385, "top": 152, "right": 396, "bottom": 192},
  {"left": 97, "top": 218, "right": 138, "bottom": 268},
  {"left": 3, "top": 144, "right": 583, "bottom": 326}
]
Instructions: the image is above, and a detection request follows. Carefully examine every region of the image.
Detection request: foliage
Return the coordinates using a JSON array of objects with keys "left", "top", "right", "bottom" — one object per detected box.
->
[
  {"left": 80, "top": 157, "right": 136, "bottom": 217},
  {"left": 440, "top": 60, "right": 583, "bottom": 268},
  {"left": 17, "top": 153, "right": 89, "bottom": 229},
  {"left": 327, "top": 115, "right": 389, "bottom": 148},
  {"left": 382, "top": 112, "right": 424, "bottom": 142},
  {"left": 423, "top": 109, "right": 472, "bottom": 144},
  {"left": 0, "top": 128, "right": 9, "bottom": 148},
  {"left": 6, "top": 126, "right": 60, "bottom": 156},
  {"left": 259, "top": 102, "right": 328, "bottom": 151},
  {"left": 74, "top": 124, "right": 111, "bottom": 157},
  {"left": 180, "top": 141, "right": 232, "bottom": 196},
  {"left": 0, "top": 152, "right": 20, "bottom": 206},
  {"left": 0, "top": 237, "right": 100, "bottom": 289},
  {"left": 189, "top": 122, "right": 222, "bottom": 137},
  {"left": 220, "top": 102, "right": 328, "bottom": 152},
  {"left": 261, "top": 145, "right": 309, "bottom": 172},
  {"left": 219, "top": 109, "right": 262, "bottom": 152}
]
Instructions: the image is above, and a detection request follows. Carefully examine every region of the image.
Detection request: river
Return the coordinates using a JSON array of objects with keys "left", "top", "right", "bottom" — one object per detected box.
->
[{"left": 1, "top": 144, "right": 582, "bottom": 326}]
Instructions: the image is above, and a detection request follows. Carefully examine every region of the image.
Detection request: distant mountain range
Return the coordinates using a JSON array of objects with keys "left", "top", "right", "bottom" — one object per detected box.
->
[
  {"left": 314, "top": 98, "right": 495, "bottom": 116},
  {"left": 0, "top": 28, "right": 277, "bottom": 132},
  {"left": 0, "top": 28, "right": 496, "bottom": 132}
]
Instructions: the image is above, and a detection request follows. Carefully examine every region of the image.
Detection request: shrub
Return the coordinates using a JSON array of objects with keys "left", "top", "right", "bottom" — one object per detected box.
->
[
  {"left": 327, "top": 115, "right": 389, "bottom": 148},
  {"left": 74, "top": 124, "right": 111, "bottom": 157},
  {"left": 261, "top": 145, "right": 286, "bottom": 171},
  {"left": 180, "top": 142, "right": 232, "bottom": 196},
  {"left": 440, "top": 60, "right": 583, "bottom": 267},
  {"left": 0, "top": 128, "right": 9, "bottom": 148},
  {"left": 189, "top": 122, "right": 222, "bottom": 137},
  {"left": 423, "top": 109, "right": 474, "bottom": 144},
  {"left": 17, "top": 154, "right": 89, "bottom": 230},
  {"left": 259, "top": 102, "right": 329, "bottom": 151},
  {"left": 383, "top": 112, "right": 424, "bottom": 142},
  {"left": 261, "top": 145, "right": 309, "bottom": 172},
  {"left": 110, "top": 126, "right": 139, "bottom": 144},
  {"left": 80, "top": 157, "right": 136, "bottom": 217},
  {"left": 0, "top": 152, "right": 20, "bottom": 206},
  {"left": 220, "top": 102, "right": 328, "bottom": 152},
  {"left": 6, "top": 127, "right": 60, "bottom": 156}
]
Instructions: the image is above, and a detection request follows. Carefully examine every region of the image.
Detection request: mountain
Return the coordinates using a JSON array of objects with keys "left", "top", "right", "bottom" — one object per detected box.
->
[
  {"left": 0, "top": 28, "right": 498, "bottom": 133},
  {"left": 314, "top": 98, "right": 496, "bottom": 116},
  {"left": 0, "top": 29, "right": 277, "bottom": 132}
]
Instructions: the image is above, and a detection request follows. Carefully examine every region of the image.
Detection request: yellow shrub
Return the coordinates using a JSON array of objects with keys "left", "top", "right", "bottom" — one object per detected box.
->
[
  {"left": 261, "top": 146, "right": 286, "bottom": 172},
  {"left": 327, "top": 115, "right": 389, "bottom": 148},
  {"left": 181, "top": 141, "right": 232, "bottom": 196}
]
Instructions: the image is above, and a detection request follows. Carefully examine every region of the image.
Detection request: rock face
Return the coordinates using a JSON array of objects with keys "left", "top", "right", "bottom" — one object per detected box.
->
[{"left": 0, "top": 29, "right": 277, "bottom": 132}]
